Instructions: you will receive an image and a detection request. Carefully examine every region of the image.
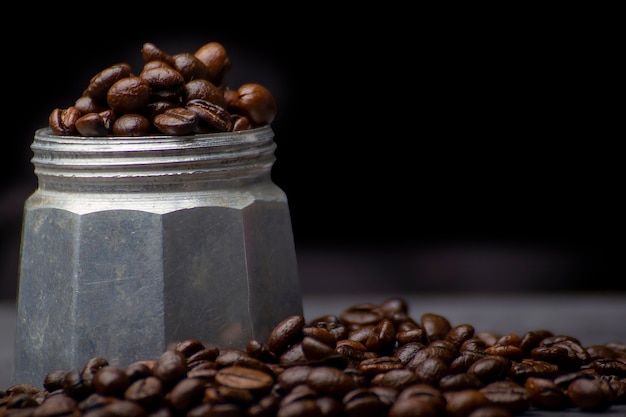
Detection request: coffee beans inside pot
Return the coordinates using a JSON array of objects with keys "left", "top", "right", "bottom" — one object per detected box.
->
[
  {"left": 2, "top": 297, "right": 625, "bottom": 416},
  {"left": 48, "top": 41, "right": 277, "bottom": 137}
]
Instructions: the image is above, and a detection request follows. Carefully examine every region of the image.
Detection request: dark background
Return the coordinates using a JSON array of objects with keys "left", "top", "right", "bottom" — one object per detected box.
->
[{"left": 1, "top": 6, "right": 623, "bottom": 298}]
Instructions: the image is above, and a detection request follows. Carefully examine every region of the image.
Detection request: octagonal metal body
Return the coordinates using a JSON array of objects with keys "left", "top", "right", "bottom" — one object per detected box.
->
[{"left": 13, "top": 126, "right": 302, "bottom": 386}]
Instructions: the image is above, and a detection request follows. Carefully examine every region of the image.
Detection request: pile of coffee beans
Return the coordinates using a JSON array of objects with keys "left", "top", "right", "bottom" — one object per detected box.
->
[
  {"left": 2, "top": 297, "right": 625, "bottom": 416},
  {"left": 48, "top": 41, "right": 277, "bottom": 137}
]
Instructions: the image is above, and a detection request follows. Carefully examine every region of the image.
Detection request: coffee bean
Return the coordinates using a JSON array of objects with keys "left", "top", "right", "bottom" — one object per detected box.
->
[
  {"left": 267, "top": 315, "right": 305, "bottom": 355},
  {"left": 112, "top": 114, "right": 152, "bottom": 136},
  {"left": 155, "top": 350, "right": 188, "bottom": 386},
  {"left": 215, "top": 366, "right": 274, "bottom": 393},
  {"left": 566, "top": 376, "right": 614, "bottom": 411},
  {"left": 93, "top": 366, "right": 130, "bottom": 397},
  {"left": 106, "top": 76, "right": 151, "bottom": 114},
  {"left": 124, "top": 376, "right": 163, "bottom": 409},
  {"left": 153, "top": 107, "right": 198, "bottom": 135},
  {"left": 193, "top": 41, "right": 230, "bottom": 86},
  {"left": 49, "top": 106, "right": 81, "bottom": 135},
  {"left": 421, "top": 313, "right": 452, "bottom": 343},
  {"left": 185, "top": 99, "right": 232, "bottom": 132},
  {"left": 84, "top": 63, "right": 133, "bottom": 102},
  {"left": 5, "top": 296, "right": 626, "bottom": 416}
]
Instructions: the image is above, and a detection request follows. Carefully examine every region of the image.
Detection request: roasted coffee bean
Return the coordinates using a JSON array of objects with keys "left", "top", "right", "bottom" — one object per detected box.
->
[
  {"left": 174, "top": 339, "right": 206, "bottom": 358},
  {"left": 524, "top": 376, "right": 570, "bottom": 410},
  {"left": 461, "top": 338, "right": 489, "bottom": 353},
  {"left": 4, "top": 392, "right": 37, "bottom": 409},
  {"left": 342, "top": 387, "right": 389, "bottom": 417},
  {"left": 315, "top": 395, "right": 343, "bottom": 416},
  {"left": 365, "top": 318, "right": 396, "bottom": 355},
  {"left": 124, "top": 361, "right": 155, "bottom": 382},
  {"left": 43, "top": 371, "right": 68, "bottom": 392},
  {"left": 277, "top": 366, "right": 313, "bottom": 391},
  {"left": 226, "top": 83, "right": 277, "bottom": 127},
  {"left": 267, "top": 315, "right": 305, "bottom": 355},
  {"left": 75, "top": 96, "right": 108, "bottom": 115},
  {"left": 112, "top": 113, "right": 152, "bottom": 136},
  {"left": 6, "top": 296, "right": 626, "bottom": 416},
  {"left": 77, "top": 392, "right": 116, "bottom": 413},
  {"left": 446, "top": 324, "right": 475, "bottom": 347},
  {"left": 475, "top": 332, "right": 499, "bottom": 347},
  {"left": 566, "top": 376, "right": 614, "bottom": 410},
  {"left": 306, "top": 366, "right": 356, "bottom": 398},
  {"left": 98, "top": 399, "right": 146, "bottom": 417},
  {"left": 311, "top": 320, "right": 349, "bottom": 341},
  {"left": 93, "top": 366, "right": 130, "bottom": 397},
  {"left": 246, "top": 340, "right": 278, "bottom": 364},
  {"left": 155, "top": 350, "right": 188, "bottom": 386},
  {"left": 276, "top": 398, "right": 320, "bottom": 417},
  {"left": 467, "top": 405, "right": 513, "bottom": 417},
  {"left": 186, "top": 363, "right": 218, "bottom": 381},
  {"left": 193, "top": 41, "right": 230, "bottom": 85},
  {"left": 586, "top": 344, "right": 625, "bottom": 360},
  {"left": 172, "top": 53, "right": 210, "bottom": 82},
  {"left": 484, "top": 344, "right": 523, "bottom": 362},
  {"left": 496, "top": 334, "right": 522, "bottom": 347},
  {"left": 106, "top": 76, "right": 151, "bottom": 114},
  {"left": 348, "top": 326, "right": 376, "bottom": 345},
  {"left": 377, "top": 297, "right": 409, "bottom": 318},
  {"left": 339, "top": 303, "right": 382, "bottom": 328},
  {"left": 479, "top": 380, "right": 531, "bottom": 415},
  {"left": 165, "top": 377, "right": 206, "bottom": 411},
  {"left": 153, "top": 107, "right": 198, "bottom": 136},
  {"left": 301, "top": 326, "right": 336, "bottom": 348},
  {"left": 230, "top": 114, "right": 252, "bottom": 131},
  {"left": 439, "top": 372, "right": 484, "bottom": 391},
  {"left": 468, "top": 355, "right": 512, "bottom": 384},
  {"left": 246, "top": 392, "right": 281, "bottom": 417},
  {"left": 450, "top": 351, "right": 488, "bottom": 374},
  {"left": 141, "top": 43, "right": 176, "bottom": 68},
  {"left": 388, "top": 396, "right": 440, "bottom": 417},
  {"left": 509, "top": 358, "right": 560, "bottom": 382},
  {"left": 183, "top": 79, "right": 226, "bottom": 108},
  {"left": 369, "top": 368, "right": 419, "bottom": 391},
  {"left": 444, "top": 389, "right": 492, "bottom": 417},
  {"left": 412, "top": 357, "right": 449, "bottom": 386},
  {"left": 531, "top": 339, "right": 590, "bottom": 371},
  {"left": 519, "top": 329, "right": 554, "bottom": 356},
  {"left": 359, "top": 356, "right": 404, "bottom": 377},
  {"left": 84, "top": 63, "right": 133, "bottom": 102},
  {"left": 186, "top": 99, "right": 232, "bottom": 132},
  {"left": 75, "top": 113, "right": 112, "bottom": 136},
  {"left": 34, "top": 394, "right": 78, "bottom": 416},
  {"left": 591, "top": 357, "right": 626, "bottom": 377},
  {"left": 49, "top": 106, "right": 81, "bottom": 135},
  {"left": 421, "top": 313, "right": 452, "bottom": 343},
  {"left": 301, "top": 336, "right": 336, "bottom": 361},
  {"left": 278, "top": 343, "right": 308, "bottom": 367},
  {"left": 391, "top": 342, "right": 422, "bottom": 366},
  {"left": 408, "top": 341, "right": 457, "bottom": 369},
  {"left": 123, "top": 376, "right": 163, "bottom": 409},
  {"left": 187, "top": 347, "right": 220, "bottom": 367},
  {"left": 280, "top": 383, "right": 318, "bottom": 406},
  {"left": 396, "top": 328, "right": 425, "bottom": 345},
  {"left": 215, "top": 366, "right": 274, "bottom": 393},
  {"left": 62, "top": 369, "right": 91, "bottom": 400},
  {"left": 140, "top": 65, "right": 184, "bottom": 92}
]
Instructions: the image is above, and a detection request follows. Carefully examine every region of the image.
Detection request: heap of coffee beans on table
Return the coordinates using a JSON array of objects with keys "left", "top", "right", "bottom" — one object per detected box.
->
[
  {"left": 48, "top": 41, "right": 277, "bottom": 137},
  {"left": 2, "top": 298, "right": 625, "bottom": 416}
]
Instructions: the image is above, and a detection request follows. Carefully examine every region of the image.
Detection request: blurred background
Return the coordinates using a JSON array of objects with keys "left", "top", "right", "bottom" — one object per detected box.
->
[{"left": 1, "top": 5, "right": 623, "bottom": 300}]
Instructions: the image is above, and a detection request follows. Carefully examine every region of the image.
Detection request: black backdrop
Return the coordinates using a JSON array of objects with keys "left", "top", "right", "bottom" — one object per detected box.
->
[{"left": 2, "top": 6, "right": 623, "bottom": 295}]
